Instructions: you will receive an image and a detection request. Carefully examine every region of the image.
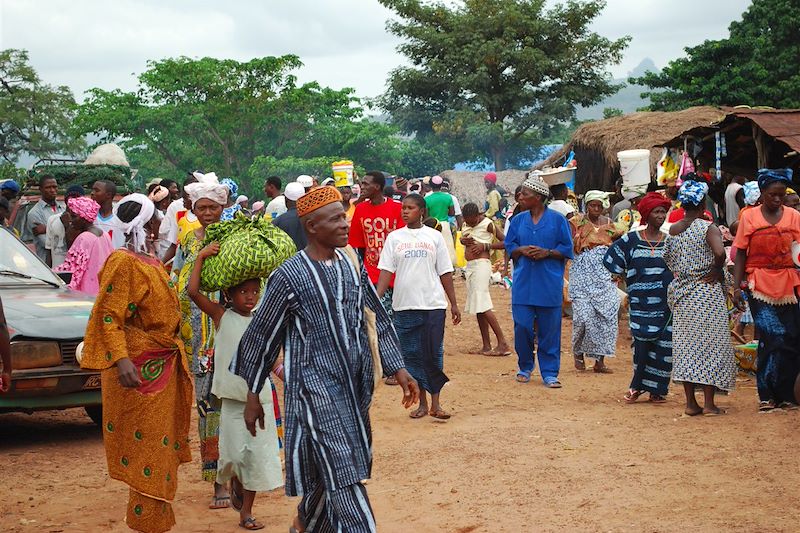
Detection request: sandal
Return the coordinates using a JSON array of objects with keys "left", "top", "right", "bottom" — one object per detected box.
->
[
  {"left": 593, "top": 364, "right": 613, "bottom": 374},
  {"left": 778, "top": 401, "right": 799, "bottom": 410},
  {"left": 240, "top": 517, "right": 265, "bottom": 530},
  {"left": 573, "top": 354, "right": 585, "bottom": 371},
  {"left": 409, "top": 406, "right": 428, "bottom": 419},
  {"left": 516, "top": 372, "right": 531, "bottom": 383},
  {"left": 484, "top": 350, "right": 511, "bottom": 357},
  {"left": 623, "top": 389, "right": 644, "bottom": 403},
  {"left": 544, "top": 380, "right": 562, "bottom": 389},
  {"left": 759, "top": 400, "right": 776, "bottom": 412},
  {"left": 648, "top": 394, "right": 667, "bottom": 404},
  {"left": 429, "top": 408, "right": 451, "bottom": 420},
  {"left": 208, "top": 496, "right": 230, "bottom": 510}
]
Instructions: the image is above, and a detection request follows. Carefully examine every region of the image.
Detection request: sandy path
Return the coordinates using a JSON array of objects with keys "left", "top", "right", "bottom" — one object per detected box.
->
[{"left": 2, "top": 280, "right": 799, "bottom": 532}]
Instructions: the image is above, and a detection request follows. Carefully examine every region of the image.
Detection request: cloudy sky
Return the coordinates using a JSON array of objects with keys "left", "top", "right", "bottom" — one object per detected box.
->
[{"left": 1, "top": 0, "right": 751, "bottom": 101}]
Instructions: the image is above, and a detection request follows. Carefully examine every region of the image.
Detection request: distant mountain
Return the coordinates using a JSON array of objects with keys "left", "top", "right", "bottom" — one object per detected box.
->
[{"left": 576, "top": 58, "right": 659, "bottom": 120}]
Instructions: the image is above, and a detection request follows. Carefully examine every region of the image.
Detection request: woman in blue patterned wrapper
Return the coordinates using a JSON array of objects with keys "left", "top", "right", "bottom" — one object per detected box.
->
[
  {"left": 220, "top": 178, "right": 243, "bottom": 221},
  {"left": 604, "top": 192, "right": 674, "bottom": 403},
  {"left": 664, "top": 179, "right": 737, "bottom": 416}
]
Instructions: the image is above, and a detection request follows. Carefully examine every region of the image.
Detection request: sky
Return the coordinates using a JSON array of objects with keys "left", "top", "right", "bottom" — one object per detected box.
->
[{"left": 1, "top": 0, "right": 752, "bottom": 102}]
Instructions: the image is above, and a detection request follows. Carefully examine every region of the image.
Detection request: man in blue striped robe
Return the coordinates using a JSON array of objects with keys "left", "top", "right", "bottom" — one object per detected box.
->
[{"left": 233, "top": 187, "right": 418, "bottom": 532}]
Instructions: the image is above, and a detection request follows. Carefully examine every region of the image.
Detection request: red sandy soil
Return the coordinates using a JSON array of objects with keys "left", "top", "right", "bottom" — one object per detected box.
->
[{"left": 2, "top": 280, "right": 799, "bottom": 532}]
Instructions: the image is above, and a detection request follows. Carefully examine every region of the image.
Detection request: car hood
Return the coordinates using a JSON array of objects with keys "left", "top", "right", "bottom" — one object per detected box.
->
[{"left": 1, "top": 287, "right": 94, "bottom": 340}]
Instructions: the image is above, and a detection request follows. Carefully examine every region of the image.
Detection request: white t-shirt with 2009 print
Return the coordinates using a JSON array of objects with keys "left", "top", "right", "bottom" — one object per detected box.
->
[{"left": 377, "top": 225, "right": 454, "bottom": 312}]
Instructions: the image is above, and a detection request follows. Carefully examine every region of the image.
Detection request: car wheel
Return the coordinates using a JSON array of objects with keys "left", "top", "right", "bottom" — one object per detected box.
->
[{"left": 85, "top": 405, "right": 103, "bottom": 426}]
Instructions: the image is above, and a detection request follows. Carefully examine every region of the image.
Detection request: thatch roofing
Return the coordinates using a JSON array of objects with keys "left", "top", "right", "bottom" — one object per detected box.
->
[{"left": 535, "top": 106, "right": 726, "bottom": 192}]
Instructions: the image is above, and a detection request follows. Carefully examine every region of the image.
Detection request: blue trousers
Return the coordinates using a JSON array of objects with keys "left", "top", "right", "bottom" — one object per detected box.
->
[{"left": 512, "top": 304, "right": 562, "bottom": 382}]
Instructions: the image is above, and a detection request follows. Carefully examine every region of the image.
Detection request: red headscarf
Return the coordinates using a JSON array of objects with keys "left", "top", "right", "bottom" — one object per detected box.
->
[
  {"left": 484, "top": 172, "right": 497, "bottom": 184},
  {"left": 637, "top": 192, "right": 671, "bottom": 225}
]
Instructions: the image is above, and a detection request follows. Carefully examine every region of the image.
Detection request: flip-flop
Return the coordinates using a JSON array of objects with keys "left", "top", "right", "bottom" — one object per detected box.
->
[
  {"left": 483, "top": 350, "right": 511, "bottom": 357},
  {"left": 239, "top": 517, "right": 264, "bottom": 530},
  {"left": 409, "top": 408, "right": 428, "bottom": 419},
  {"left": 648, "top": 394, "right": 667, "bottom": 404},
  {"left": 624, "top": 389, "right": 644, "bottom": 403},
  {"left": 516, "top": 373, "right": 531, "bottom": 383},
  {"left": 429, "top": 408, "right": 451, "bottom": 420},
  {"left": 545, "top": 380, "right": 562, "bottom": 389},
  {"left": 573, "top": 355, "right": 586, "bottom": 371},
  {"left": 593, "top": 365, "right": 613, "bottom": 374},
  {"left": 208, "top": 496, "right": 230, "bottom": 509},
  {"left": 703, "top": 409, "right": 726, "bottom": 417}
]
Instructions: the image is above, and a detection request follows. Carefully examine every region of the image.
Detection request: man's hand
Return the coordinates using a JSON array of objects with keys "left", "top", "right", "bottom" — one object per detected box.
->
[
  {"left": 116, "top": 358, "right": 142, "bottom": 388},
  {"left": 451, "top": 305, "right": 462, "bottom": 326},
  {"left": 244, "top": 391, "right": 265, "bottom": 437},
  {"left": 198, "top": 242, "right": 220, "bottom": 260},
  {"left": 393, "top": 369, "right": 419, "bottom": 409}
]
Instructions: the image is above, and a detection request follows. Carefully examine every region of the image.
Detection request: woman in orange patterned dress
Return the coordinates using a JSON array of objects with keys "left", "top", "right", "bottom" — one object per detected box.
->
[{"left": 82, "top": 194, "right": 193, "bottom": 533}]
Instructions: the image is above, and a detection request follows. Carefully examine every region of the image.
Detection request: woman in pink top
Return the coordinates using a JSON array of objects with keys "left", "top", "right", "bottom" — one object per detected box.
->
[
  {"left": 56, "top": 196, "right": 114, "bottom": 295},
  {"left": 733, "top": 168, "right": 800, "bottom": 411}
]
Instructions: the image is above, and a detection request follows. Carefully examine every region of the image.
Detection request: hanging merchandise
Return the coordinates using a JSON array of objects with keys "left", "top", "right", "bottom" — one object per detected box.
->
[
  {"left": 676, "top": 150, "right": 695, "bottom": 186},
  {"left": 656, "top": 148, "right": 678, "bottom": 186},
  {"left": 715, "top": 132, "right": 727, "bottom": 182}
]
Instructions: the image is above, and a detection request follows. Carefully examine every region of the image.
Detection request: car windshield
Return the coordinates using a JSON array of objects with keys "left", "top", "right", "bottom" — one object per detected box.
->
[{"left": 0, "top": 228, "right": 62, "bottom": 286}]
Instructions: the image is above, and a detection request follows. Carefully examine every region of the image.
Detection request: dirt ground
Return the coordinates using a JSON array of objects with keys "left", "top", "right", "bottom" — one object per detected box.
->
[{"left": 2, "top": 279, "right": 799, "bottom": 533}]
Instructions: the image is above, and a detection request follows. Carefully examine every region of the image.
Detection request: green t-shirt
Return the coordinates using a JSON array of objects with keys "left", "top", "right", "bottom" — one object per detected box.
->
[{"left": 425, "top": 191, "right": 454, "bottom": 222}]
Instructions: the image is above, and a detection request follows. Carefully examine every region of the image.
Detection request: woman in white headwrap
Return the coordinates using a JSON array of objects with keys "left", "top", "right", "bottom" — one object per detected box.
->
[
  {"left": 81, "top": 194, "right": 194, "bottom": 533},
  {"left": 568, "top": 190, "right": 626, "bottom": 373},
  {"left": 176, "top": 172, "right": 232, "bottom": 508}
]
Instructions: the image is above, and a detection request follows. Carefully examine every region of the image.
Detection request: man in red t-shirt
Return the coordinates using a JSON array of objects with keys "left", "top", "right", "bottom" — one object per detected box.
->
[{"left": 349, "top": 170, "right": 405, "bottom": 313}]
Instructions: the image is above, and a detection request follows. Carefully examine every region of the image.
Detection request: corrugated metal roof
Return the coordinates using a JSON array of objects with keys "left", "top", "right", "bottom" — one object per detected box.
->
[{"left": 730, "top": 109, "right": 800, "bottom": 152}]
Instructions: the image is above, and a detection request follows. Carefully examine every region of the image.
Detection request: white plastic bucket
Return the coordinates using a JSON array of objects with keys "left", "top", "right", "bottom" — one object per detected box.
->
[
  {"left": 332, "top": 160, "right": 354, "bottom": 187},
  {"left": 618, "top": 149, "right": 651, "bottom": 186}
]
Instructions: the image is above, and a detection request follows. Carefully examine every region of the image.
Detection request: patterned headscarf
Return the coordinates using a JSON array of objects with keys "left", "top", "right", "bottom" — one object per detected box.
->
[
  {"left": 296, "top": 186, "right": 342, "bottom": 217},
  {"left": 67, "top": 196, "right": 100, "bottom": 223},
  {"left": 221, "top": 178, "right": 238, "bottom": 197},
  {"left": 743, "top": 181, "right": 761, "bottom": 206},
  {"left": 636, "top": 192, "right": 671, "bottom": 224},
  {"left": 677, "top": 179, "right": 709, "bottom": 207},
  {"left": 583, "top": 190, "right": 613, "bottom": 210},
  {"left": 522, "top": 174, "right": 550, "bottom": 198},
  {"left": 757, "top": 168, "right": 793, "bottom": 190},
  {"left": 185, "top": 172, "right": 228, "bottom": 208}
]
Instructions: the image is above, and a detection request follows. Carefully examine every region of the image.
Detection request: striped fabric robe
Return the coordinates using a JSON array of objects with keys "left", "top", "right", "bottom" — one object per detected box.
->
[{"left": 233, "top": 249, "right": 405, "bottom": 496}]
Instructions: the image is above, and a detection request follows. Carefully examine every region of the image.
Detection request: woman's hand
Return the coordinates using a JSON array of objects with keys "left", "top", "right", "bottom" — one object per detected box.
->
[
  {"left": 701, "top": 268, "right": 723, "bottom": 285},
  {"left": 732, "top": 289, "right": 746, "bottom": 311},
  {"left": 198, "top": 242, "right": 220, "bottom": 260},
  {"left": 244, "top": 391, "right": 265, "bottom": 437},
  {"left": 468, "top": 244, "right": 484, "bottom": 256},
  {"left": 116, "top": 358, "right": 142, "bottom": 388}
]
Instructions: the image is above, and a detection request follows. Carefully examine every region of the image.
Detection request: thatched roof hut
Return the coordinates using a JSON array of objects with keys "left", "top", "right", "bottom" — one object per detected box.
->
[
  {"left": 441, "top": 169, "right": 528, "bottom": 206},
  {"left": 534, "top": 106, "right": 726, "bottom": 193}
]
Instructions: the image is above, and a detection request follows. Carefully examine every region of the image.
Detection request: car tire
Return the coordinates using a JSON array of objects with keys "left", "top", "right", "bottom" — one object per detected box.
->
[{"left": 85, "top": 405, "right": 103, "bottom": 426}]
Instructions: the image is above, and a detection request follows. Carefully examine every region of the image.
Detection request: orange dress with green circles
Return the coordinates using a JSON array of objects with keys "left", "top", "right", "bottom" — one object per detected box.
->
[{"left": 81, "top": 249, "right": 193, "bottom": 533}]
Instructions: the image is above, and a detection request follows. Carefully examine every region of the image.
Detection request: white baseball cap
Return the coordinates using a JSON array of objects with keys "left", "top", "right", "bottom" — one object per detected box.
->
[
  {"left": 285, "top": 182, "right": 305, "bottom": 201},
  {"left": 296, "top": 175, "right": 313, "bottom": 188}
]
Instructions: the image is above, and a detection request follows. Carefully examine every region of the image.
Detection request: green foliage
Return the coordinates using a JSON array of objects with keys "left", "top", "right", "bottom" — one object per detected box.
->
[
  {"left": 632, "top": 0, "right": 800, "bottom": 110},
  {"left": 379, "top": 0, "right": 629, "bottom": 170},
  {"left": 27, "top": 164, "right": 135, "bottom": 191},
  {"left": 0, "top": 49, "right": 84, "bottom": 164},
  {"left": 0, "top": 163, "right": 25, "bottom": 182},
  {"left": 76, "top": 56, "right": 416, "bottom": 194},
  {"left": 602, "top": 107, "right": 624, "bottom": 119}
]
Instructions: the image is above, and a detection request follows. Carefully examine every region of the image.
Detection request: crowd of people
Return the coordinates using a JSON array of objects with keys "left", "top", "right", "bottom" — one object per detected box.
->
[{"left": 1, "top": 162, "right": 799, "bottom": 533}]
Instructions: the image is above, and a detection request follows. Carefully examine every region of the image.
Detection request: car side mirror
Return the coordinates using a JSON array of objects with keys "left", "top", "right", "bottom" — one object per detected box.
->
[{"left": 56, "top": 272, "right": 72, "bottom": 284}]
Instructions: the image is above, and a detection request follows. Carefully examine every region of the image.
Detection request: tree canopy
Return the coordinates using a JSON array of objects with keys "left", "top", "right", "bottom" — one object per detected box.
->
[
  {"left": 632, "top": 0, "right": 800, "bottom": 111},
  {"left": 0, "top": 49, "right": 84, "bottom": 165},
  {"left": 379, "top": 0, "right": 629, "bottom": 170},
  {"left": 76, "top": 56, "right": 439, "bottom": 194}
]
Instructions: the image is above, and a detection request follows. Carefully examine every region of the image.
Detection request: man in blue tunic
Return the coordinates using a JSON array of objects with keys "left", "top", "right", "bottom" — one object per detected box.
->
[
  {"left": 233, "top": 186, "right": 418, "bottom": 532},
  {"left": 505, "top": 174, "right": 574, "bottom": 387}
]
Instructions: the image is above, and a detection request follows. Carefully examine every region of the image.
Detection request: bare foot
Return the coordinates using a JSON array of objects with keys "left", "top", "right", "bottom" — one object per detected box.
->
[{"left": 703, "top": 406, "right": 725, "bottom": 416}]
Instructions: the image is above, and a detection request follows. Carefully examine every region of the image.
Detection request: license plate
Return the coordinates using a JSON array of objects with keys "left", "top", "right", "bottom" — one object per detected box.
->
[{"left": 83, "top": 375, "right": 101, "bottom": 390}]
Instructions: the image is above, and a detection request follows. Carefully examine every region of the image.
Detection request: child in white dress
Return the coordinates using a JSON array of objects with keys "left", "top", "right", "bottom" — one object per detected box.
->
[{"left": 188, "top": 242, "right": 283, "bottom": 531}]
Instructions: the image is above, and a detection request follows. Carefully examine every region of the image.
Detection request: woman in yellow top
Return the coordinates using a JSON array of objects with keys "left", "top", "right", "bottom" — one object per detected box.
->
[
  {"left": 82, "top": 194, "right": 192, "bottom": 533},
  {"left": 569, "top": 191, "right": 626, "bottom": 373}
]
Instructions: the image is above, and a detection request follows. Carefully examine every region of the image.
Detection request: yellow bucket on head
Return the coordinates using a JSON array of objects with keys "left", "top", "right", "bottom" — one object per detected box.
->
[{"left": 332, "top": 160, "right": 354, "bottom": 187}]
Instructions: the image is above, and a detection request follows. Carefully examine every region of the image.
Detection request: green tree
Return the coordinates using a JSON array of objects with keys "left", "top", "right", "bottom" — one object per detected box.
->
[
  {"left": 76, "top": 56, "right": 408, "bottom": 192},
  {"left": 379, "top": 0, "right": 629, "bottom": 170},
  {"left": 0, "top": 49, "right": 84, "bottom": 164},
  {"left": 633, "top": 0, "right": 800, "bottom": 111}
]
